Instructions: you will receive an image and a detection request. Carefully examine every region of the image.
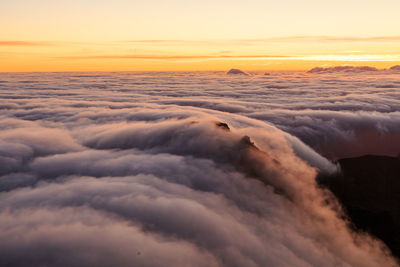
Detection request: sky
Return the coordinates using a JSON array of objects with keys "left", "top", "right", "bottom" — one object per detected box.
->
[{"left": 1, "top": 0, "right": 400, "bottom": 71}]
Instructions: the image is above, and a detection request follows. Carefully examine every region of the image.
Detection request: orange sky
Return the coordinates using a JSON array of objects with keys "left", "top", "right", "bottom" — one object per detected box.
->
[{"left": 1, "top": 0, "right": 400, "bottom": 72}]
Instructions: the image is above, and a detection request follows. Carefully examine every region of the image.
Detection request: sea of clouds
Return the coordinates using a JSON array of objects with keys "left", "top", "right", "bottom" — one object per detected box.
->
[{"left": 0, "top": 70, "right": 399, "bottom": 266}]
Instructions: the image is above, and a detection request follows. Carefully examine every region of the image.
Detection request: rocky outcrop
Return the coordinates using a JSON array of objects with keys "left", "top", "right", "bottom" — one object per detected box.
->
[
  {"left": 319, "top": 155, "right": 400, "bottom": 258},
  {"left": 215, "top": 122, "right": 230, "bottom": 131}
]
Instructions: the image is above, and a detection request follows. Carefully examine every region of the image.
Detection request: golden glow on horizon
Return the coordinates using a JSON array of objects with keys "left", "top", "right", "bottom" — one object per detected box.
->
[
  {"left": 1, "top": 40, "right": 400, "bottom": 72},
  {"left": 1, "top": 0, "right": 400, "bottom": 71}
]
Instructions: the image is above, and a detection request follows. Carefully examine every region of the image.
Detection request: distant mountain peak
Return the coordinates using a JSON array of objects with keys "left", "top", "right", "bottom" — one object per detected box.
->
[{"left": 227, "top": 68, "right": 248, "bottom": 75}]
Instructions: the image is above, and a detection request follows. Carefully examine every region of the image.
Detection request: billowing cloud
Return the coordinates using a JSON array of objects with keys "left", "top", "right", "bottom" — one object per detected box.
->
[
  {"left": 58, "top": 54, "right": 288, "bottom": 61},
  {"left": 0, "top": 71, "right": 399, "bottom": 266}
]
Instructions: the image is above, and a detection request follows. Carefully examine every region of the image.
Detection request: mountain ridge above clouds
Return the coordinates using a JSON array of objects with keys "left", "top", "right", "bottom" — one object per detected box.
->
[
  {"left": 226, "top": 69, "right": 249, "bottom": 75},
  {"left": 308, "top": 65, "right": 400, "bottom": 73}
]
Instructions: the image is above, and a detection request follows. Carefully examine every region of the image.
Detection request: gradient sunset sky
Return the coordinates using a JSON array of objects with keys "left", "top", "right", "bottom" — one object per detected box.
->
[{"left": 1, "top": 0, "right": 400, "bottom": 72}]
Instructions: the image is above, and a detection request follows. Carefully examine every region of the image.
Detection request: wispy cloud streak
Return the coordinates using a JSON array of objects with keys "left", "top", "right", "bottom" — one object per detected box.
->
[
  {"left": 59, "top": 54, "right": 400, "bottom": 62},
  {"left": 122, "top": 36, "right": 400, "bottom": 45},
  {"left": 0, "top": 41, "right": 54, "bottom": 46}
]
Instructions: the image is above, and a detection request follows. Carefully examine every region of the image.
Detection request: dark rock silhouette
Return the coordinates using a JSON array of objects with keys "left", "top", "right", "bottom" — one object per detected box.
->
[
  {"left": 390, "top": 65, "right": 400, "bottom": 71},
  {"left": 227, "top": 69, "right": 248, "bottom": 75},
  {"left": 215, "top": 122, "right": 230, "bottom": 131},
  {"left": 319, "top": 155, "right": 400, "bottom": 258}
]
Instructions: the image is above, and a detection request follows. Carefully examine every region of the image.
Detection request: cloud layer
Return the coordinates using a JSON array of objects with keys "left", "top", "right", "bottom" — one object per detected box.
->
[{"left": 0, "top": 71, "right": 399, "bottom": 266}]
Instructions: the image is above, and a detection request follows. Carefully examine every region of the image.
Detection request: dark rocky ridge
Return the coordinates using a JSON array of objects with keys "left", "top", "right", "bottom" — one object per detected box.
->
[
  {"left": 216, "top": 121, "right": 400, "bottom": 257},
  {"left": 214, "top": 122, "right": 400, "bottom": 258},
  {"left": 318, "top": 155, "right": 400, "bottom": 258}
]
